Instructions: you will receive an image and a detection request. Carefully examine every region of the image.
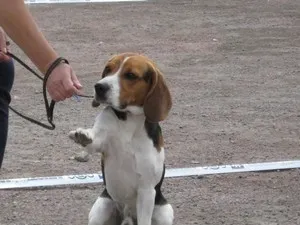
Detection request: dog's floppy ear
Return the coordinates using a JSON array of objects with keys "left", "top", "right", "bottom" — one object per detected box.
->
[{"left": 144, "top": 64, "right": 172, "bottom": 123}]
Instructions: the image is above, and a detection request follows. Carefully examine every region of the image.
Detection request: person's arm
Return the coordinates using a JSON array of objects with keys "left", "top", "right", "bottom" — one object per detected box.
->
[
  {"left": 0, "top": 0, "right": 82, "bottom": 101},
  {"left": 0, "top": 0, "right": 57, "bottom": 74}
]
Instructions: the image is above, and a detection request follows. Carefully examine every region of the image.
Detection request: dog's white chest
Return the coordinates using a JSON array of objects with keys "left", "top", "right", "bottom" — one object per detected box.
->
[
  {"left": 99, "top": 109, "right": 165, "bottom": 208},
  {"left": 104, "top": 147, "right": 139, "bottom": 205},
  {"left": 104, "top": 134, "right": 160, "bottom": 204}
]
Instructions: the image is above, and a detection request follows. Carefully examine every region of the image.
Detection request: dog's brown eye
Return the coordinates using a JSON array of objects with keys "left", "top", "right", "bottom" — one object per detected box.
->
[
  {"left": 125, "top": 72, "right": 138, "bottom": 81},
  {"left": 102, "top": 66, "right": 111, "bottom": 77}
]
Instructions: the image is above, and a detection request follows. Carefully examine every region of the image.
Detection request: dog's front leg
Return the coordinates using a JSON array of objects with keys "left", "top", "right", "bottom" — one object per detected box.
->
[
  {"left": 69, "top": 126, "right": 106, "bottom": 153},
  {"left": 137, "top": 187, "right": 155, "bottom": 225},
  {"left": 69, "top": 116, "right": 107, "bottom": 153}
]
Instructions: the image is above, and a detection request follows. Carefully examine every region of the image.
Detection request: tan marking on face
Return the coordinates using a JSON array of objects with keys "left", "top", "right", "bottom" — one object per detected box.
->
[
  {"left": 101, "top": 53, "right": 137, "bottom": 78},
  {"left": 99, "top": 52, "right": 172, "bottom": 122},
  {"left": 118, "top": 55, "right": 154, "bottom": 108}
]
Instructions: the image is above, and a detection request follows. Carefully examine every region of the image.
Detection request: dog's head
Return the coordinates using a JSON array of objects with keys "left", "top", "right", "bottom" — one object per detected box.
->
[{"left": 92, "top": 53, "right": 172, "bottom": 122}]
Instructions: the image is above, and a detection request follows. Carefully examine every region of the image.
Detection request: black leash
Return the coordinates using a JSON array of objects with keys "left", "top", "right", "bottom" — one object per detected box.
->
[{"left": 5, "top": 51, "right": 93, "bottom": 130}]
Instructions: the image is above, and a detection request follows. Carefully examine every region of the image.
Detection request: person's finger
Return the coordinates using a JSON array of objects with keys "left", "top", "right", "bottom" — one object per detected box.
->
[
  {"left": 47, "top": 63, "right": 72, "bottom": 100},
  {"left": 0, "top": 52, "right": 7, "bottom": 61},
  {"left": 70, "top": 71, "right": 83, "bottom": 90},
  {"left": 49, "top": 89, "right": 65, "bottom": 102},
  {"left": 73, "top": 88, "right": 85, "bottom": 97},
  {"left": 55, "top": 63, "right": 76, "bottom": 98},
  {"left": 47, "top": 82, "right": 66, "bottom": 102},
  {"left": 0, "top": 28, "right": 10, "bottom": 61},
  {"left": 61, "top": 75, "right": 77, "bottom": 98},
  {"left": 0, "top": 27, "right": 7, "bottom": 53}
]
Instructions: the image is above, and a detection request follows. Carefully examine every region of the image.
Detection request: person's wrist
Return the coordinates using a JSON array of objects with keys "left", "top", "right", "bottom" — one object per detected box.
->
[
  {"left": 41, "top": 52, "right": 59, "bottom": 75},
  {"left": 45, "top": 57, "right": 69, "bottom": 78}
]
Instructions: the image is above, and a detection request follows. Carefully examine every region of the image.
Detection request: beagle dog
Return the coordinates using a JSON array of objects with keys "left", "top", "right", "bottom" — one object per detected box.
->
[{"left": 68, "top": 53, "right": 174, "bottom": 225}]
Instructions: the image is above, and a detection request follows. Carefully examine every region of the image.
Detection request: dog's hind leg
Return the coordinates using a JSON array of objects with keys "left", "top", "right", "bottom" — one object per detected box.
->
[
  {"left": 152, "top": 203, "right": 174, "bottom": 225},
  {"left": 88, "top": 190, "right": 120, "bottom": 225},
  {"left": 152, "top": 174, "right": 174, "bottom": 225},
  {"left": 120, "top": 217, "right": 134, "bottom": 225}
]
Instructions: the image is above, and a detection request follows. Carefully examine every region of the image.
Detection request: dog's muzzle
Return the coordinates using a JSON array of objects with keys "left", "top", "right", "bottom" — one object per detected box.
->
[
  {"left": 95, "top": 83, "right": 110, "bottom": 100},
  {"left": 92, "top": 83, "right": 110, "bottom": 107}
]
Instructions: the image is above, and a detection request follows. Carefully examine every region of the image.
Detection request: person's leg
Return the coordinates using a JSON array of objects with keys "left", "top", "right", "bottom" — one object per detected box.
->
[{"left": 0, "top": 58, "right": 15, "bottom": 168}]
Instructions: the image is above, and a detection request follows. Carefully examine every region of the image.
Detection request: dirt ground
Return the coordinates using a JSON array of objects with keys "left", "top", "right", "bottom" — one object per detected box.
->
[{"left": 0, "top": 0, "right": 300, "bottom": 224}]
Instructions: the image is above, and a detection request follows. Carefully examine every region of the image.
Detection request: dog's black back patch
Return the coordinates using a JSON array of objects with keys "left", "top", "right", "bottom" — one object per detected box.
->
[
  {"left": 155, "top": 164, "right": 167, "bottom": 205},
  {"left": 144, "top": 120, "right": 163, "bottom": 150}
]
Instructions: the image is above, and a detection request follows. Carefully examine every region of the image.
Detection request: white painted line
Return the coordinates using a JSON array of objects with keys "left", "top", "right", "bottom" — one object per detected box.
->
[
  {"left": 0, "top": 174, "right": 102, "bottom": 190},
  {"left": 165, "top": 160, "right": 300, "bottom": 177},
  {"left": 0, "top": 160, "right": 299, "bottom": 189},
  {"left": 25, "top": 0, "right": 146, "bottom": 4}
]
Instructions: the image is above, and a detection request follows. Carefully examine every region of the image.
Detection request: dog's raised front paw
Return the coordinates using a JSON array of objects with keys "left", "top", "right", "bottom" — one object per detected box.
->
[{"left": 68, "top": 128, "right": 93, "bottom": 147}]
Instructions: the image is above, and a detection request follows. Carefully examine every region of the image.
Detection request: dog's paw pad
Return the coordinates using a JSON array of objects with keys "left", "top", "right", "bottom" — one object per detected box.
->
[{"left": 69, "top": 128, "right": 93, "bottom": 147}]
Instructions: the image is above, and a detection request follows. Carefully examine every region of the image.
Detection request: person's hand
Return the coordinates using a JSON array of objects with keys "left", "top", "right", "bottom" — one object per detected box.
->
[
  {"left": 46, "top": 62, "right": 83, "bottom": 102},
  {"left": 0, "top": 27, "right": 10, "bottom": 62}
]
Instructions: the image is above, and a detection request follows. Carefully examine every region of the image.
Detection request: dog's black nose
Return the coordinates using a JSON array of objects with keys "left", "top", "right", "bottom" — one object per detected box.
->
[{"left": 95, "top": 83, "right": 109, "bottom": 99}]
